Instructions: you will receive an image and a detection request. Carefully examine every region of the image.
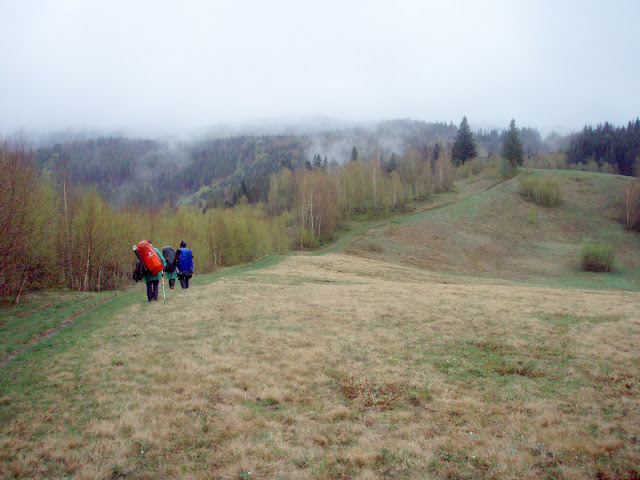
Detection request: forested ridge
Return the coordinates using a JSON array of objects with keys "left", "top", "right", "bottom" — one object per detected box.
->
[
  {"left": 33, "top": 120, "right": 461, "bottom": 209},
  {"left": 32, "top": 119, "right": 569, "bottom": 210}
]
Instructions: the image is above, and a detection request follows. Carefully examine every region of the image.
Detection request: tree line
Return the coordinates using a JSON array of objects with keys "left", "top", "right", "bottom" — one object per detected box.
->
[
  {"left": 34, "top": 120, "right": 562, "bottom": 212},
  {"left": 1, "top": 136, "right": 291, "bottom": 302},
  {"left": 1, "top": 133, "right": 457, "bottom": 301},
  {"left": 566, "top": 119, "right": 640, "bottom": 176}
]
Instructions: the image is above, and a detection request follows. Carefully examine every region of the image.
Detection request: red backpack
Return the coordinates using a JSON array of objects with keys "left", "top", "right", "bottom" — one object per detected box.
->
[{"left": 134, "top": 240, "right": 164, "bottom": 276}]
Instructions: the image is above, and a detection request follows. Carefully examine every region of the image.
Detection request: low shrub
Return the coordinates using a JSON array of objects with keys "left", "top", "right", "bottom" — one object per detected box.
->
[
  {"left": 522, "top": 152, "right": 568, "bottom": 170},
  {"left": 456, "top": 158, "right": 485, "bottom": 179},
  {"left": 580, "top": 241, "right": 614, "bottom": 272},
  {"left": 362, "top": 240, "right": 384, "bottom": 253},
  {"left": 519, "top": 175, "right": 562, "bottom": 207}
]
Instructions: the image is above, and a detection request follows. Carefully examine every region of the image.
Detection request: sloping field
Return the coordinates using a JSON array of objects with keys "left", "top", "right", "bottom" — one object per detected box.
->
[
  {"left": 2, "top": 253, "right": 639, "bottom": 479},
  {"left": 347, "top": 170, "right": 640, "bottom": 290}
]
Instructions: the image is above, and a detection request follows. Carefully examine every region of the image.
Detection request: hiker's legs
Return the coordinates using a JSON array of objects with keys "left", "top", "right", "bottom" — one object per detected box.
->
[
  {"left": 185, "top": 275, "right": 190, "bottom": 288},
  {"left": 169, "top": 279, "right": 175, "bottom": 289},
  {"left": 146, "top": 281, "right": 154, "bottom": 301},
  {"left": 152, "top": 280, "right": 159, "bottom": 300},
  {"left": 179, "top": 275, "right": 187, "bottom": 289}
]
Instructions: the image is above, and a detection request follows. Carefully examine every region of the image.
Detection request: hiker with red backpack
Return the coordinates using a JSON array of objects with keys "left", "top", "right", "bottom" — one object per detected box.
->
[
  {"left": 144, "top": 244, "right": 166, "bottom": 301},
  {"left": 133, "top": 240, "right": 166, "bottom": 302}
]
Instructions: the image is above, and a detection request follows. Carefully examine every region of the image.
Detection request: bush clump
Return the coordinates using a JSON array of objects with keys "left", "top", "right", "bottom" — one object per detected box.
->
[
  {"left": 457, "top": 158, "right": 485, "bottom": 179},
  {"left": 580, "top": 241, "right": 614, "bottom": 272},
  {"left": 519, "top": 175, "right": 562, "bottom": 207},
  {"left": 362, "top": 240, "right": 384, "bottom": 253}
]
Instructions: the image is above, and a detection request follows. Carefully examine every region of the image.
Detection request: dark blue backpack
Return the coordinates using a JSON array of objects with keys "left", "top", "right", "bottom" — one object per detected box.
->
[{"left": 178, "top": 248, "right": 193, "bottom": 273}]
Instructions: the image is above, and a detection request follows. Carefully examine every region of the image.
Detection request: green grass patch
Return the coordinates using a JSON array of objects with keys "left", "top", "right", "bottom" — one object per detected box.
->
[
  {"left": 540, "top": 313, "right": 623, "bottom": 326},
  {"left": 0, "top": 292, "right": 116, "bottom": 359},
  {"left": 191, "top": 254, "right": 289, "bottom": 284}
]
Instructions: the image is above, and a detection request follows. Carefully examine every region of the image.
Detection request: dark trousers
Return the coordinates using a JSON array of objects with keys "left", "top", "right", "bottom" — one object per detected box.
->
[
  {"left": 146, "top": 280, "right": 159, "bottom": 301},
  {"left": 179, "top": 275, "right": 191, "bottom": 289}
]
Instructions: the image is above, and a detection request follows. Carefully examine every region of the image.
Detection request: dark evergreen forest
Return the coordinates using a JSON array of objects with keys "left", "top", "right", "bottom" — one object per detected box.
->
[{"left": 566, "top": 119, "right": 640, "bottom": 176}]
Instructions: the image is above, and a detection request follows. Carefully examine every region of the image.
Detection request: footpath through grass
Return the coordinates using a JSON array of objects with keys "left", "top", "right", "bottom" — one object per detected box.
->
[{"left": 2, "top": 253, "right": 639, "bottom": 479}]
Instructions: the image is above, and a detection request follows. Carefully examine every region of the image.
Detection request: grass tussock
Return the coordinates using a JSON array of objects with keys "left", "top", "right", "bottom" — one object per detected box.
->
[
  {"left": 519, "top": 174, "right": 562, "bottom": 207},
  {"left": 361, "top": 240, "right": 384, "bottom": 253},
  {"left": 580, "top": 240, "right": 615, "bottom": 272}
]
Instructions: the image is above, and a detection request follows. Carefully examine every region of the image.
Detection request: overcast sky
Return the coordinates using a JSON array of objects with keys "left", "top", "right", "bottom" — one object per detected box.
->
[{"left": 1, "top": 0, "right": 639, "bottom": 137}]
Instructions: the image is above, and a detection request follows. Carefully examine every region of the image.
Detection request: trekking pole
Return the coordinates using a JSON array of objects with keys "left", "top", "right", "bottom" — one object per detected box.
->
[{"left": 162, "top": 272, "right": 166, "bottom": 300}]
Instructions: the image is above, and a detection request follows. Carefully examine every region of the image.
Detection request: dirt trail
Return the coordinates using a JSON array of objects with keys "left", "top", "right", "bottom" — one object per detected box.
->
[{"left": 1, "top": 294, "right": 117, "bottom": 368}]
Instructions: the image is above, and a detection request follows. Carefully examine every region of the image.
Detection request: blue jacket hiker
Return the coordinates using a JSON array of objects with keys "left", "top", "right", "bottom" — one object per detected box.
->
[
  {"left": 175, "top": 240, "right": 194, "bottom": 289},
  {"left": 145, "top": 246, "right": 167, "bottom": 301}
]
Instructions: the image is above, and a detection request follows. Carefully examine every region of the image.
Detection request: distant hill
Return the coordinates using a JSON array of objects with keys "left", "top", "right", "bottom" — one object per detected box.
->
[{"left": 33, "top": 119, "right": 562, "bottom": 209}]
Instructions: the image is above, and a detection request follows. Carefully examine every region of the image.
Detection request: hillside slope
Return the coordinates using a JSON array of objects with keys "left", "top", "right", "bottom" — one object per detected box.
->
[{"left": 346, "top": 170, "right": 640, "bottom": 290}]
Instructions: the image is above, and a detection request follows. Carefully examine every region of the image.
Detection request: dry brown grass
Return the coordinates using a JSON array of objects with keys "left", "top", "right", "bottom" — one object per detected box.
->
[{"left": 2, "top": 253, "right": 639, "bottom": 479}]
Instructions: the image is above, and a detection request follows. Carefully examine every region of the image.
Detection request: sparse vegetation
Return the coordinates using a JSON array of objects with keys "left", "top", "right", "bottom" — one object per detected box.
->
[
  {"left": 519, "top": 174, "right": 562, "bottom": 207},
  {"left": 523, "top": 152, "right": 568, "bottom": 170},
  {"left": 528, "top": 205, "right": 537, "bottom": 224},
  {"left": 580, "top": 240, "right": 615, "bottom": 272},
  {"left": 621, "top": 179, "right": 640, "bottom": 231},
  {"left": 361, "top": 240, "right": 384, "bottom": 253},
  {"left": 456, "top": 157, "right": 484, "bottom": 178}
]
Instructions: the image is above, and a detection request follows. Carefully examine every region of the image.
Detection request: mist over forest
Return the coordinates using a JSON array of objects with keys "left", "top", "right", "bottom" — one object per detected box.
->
[{"left": 31, "top": 118, "right": 574, "bottom": 210}]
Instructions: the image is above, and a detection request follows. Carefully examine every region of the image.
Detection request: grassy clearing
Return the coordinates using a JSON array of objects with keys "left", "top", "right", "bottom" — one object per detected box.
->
[
  {"left": 347, "top": 170, "right": 640, "bottom": 291},
  {"left": 2, "top": 253, "right": 640, "bottom": 479}
]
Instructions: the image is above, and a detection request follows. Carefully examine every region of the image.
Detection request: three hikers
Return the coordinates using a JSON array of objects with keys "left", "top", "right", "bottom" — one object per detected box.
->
[{"left": 134, "top": 240, "right": 194, "bottom": 300}]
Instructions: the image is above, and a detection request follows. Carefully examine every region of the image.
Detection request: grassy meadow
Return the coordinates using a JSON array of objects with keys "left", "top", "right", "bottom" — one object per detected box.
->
[
  {"left": 347, "top": 170, "right": 640, "bottom": 291},
  {"left": 2, "top": 169, "right": 640, "bottom": 479}
]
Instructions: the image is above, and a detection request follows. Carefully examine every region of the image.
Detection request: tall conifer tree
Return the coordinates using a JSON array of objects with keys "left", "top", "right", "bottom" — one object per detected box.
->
[
  {"left": 452, "top": 116, "right": 477, "bottom": 164},
  {"left": 350, "top": 146, "right": 359, "bottom": 162},
  {"left": 503, "top": 119, "right": 524, "bottom": 168}
]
